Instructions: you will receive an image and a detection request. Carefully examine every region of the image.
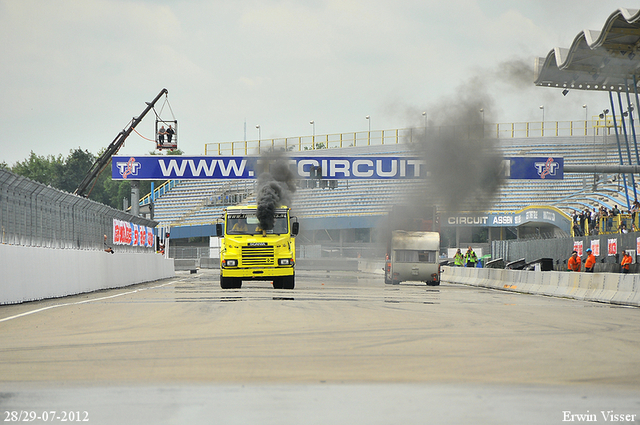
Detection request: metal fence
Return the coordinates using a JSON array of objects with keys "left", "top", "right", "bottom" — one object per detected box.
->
[
  {"left": 169, "top": 246, "right": 211, "bottom": 259},
  {"left": 492, "top": 232, "right": 640, "bottom": 271},
  {"left": 204, "top": 119, "right": 630, "bottom": 156},
  {"left": 0, "top": 168, "right": 157, "bottom": 252}
]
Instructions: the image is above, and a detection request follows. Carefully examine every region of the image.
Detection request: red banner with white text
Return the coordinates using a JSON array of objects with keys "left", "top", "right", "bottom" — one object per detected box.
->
[{"left": 113, "top": 219, "right": 155, "bottom": 248}]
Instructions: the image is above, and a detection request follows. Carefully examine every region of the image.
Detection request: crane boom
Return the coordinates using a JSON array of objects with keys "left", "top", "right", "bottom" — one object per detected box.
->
[{"left": 74, "top": 88, "right": 168, "bottom": 197}]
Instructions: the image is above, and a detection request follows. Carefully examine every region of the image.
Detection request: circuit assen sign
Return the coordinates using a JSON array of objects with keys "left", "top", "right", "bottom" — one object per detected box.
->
[
  {"left": 442, "top": 207, "right": 572, "bottom": 234},
  {"left": 111, "top": 155, "right": 563, "bottom": 180}
]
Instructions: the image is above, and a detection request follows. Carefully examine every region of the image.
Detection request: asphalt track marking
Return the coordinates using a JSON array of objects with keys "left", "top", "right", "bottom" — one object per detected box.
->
[{"left": 0, "top": 279, "right": 182, "bottom": 324}]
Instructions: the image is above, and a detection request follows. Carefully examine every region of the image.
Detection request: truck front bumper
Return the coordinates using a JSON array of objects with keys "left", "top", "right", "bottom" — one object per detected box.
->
[{"left": 221, "top": 266, "right": 294, "bottom": 279}]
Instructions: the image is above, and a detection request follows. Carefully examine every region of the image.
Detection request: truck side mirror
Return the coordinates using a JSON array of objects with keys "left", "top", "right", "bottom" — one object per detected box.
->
[
  {"left": 216, "top": 223, "right": 223, "bottom": 237},
  {"left": 291, "top": 222, "right": 299, "bottom": 236}
]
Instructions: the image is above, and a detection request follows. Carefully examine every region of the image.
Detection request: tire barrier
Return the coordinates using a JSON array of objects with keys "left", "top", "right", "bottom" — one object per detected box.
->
[{"left": 441, "top": 266, "right": 640, "bottom": 307}]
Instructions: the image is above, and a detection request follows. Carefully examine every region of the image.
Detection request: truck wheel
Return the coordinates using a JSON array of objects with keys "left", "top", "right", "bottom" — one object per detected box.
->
[
  {"left": 282, "top": 275, "right": 295, "bottom": 290},
  {"left": 272, "top": 279, "right": 284, "bottom": 289},
  {"left": 220, "top": 275, "right": 232, "bottom": 289},
  {"left": 220, "top": 276, "right": 241, "bottom": 289}
]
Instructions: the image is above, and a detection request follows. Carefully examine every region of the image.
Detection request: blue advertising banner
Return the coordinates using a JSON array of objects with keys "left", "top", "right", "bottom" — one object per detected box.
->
[
  {"left": 111, "top": 156, "right": 428, "bottom": 180},
  {"left": 111, "top": 155, "right": 563, "bottom": 180},
  {"left": 507, "top": 156, "right": 563, "bottom": 180}
]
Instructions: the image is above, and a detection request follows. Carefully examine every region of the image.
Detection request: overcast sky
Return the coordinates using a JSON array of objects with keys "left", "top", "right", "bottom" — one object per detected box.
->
[{"left": 0, "top": 0, "right": 633, "bottom": 166}]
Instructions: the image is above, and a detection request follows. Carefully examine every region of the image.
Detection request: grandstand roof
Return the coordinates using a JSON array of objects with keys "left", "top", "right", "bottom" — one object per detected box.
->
[{"left": 534, "top": 8, "right": 640, "bottom": 91}]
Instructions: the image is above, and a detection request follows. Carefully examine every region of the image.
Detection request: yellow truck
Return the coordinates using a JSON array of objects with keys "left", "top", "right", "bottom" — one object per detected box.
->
[{"left": 216, "top": 205, "right": 298, "bottom": 289}]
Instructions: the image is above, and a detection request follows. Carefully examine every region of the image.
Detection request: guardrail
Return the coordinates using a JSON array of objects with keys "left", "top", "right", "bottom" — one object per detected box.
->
[
  {"left": 204, "top": 119, "right": 629, "bottom": 156},
  {"left": 572, "top": 214, "right": 639, "bottom": 236},
  {"left": 139, "top": 179, "right": 178, "bottom": 206}
]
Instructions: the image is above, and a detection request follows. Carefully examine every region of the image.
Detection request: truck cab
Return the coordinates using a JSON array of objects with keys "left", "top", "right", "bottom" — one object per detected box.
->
[
  {"left": 385, "top": 230, "right": 440, "bottom": 286},
  {"left": 216, "top": 206, "right": 298, "bottom": 289}
]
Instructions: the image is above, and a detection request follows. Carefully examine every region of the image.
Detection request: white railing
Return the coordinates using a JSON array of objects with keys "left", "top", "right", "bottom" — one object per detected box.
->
[{"left": 204, "top": 118, "right": 631, "bottom": 156}]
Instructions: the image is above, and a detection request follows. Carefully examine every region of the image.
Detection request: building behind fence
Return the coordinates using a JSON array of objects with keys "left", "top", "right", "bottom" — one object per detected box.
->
[{"left": 0, "top": 168, "right": 157, "bottom": 252}]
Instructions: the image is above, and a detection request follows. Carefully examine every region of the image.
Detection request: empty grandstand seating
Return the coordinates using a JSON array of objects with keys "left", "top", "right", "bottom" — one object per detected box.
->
[{"left": 149, "top": 132, "right": 636, "bottom": 229}]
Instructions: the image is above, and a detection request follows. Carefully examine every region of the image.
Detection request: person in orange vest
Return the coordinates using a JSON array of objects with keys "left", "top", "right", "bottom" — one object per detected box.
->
[
  {"left": 568, "top": 250, "right": 581, "bottom": 272},
  {"left": 584, "top": 248, "right": 596, "bottom": 272},
  {"left": 620, "top": 250, "right": 633, "bottom": 274}
]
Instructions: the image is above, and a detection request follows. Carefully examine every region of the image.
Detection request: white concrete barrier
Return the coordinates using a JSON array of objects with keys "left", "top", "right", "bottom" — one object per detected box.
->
[
  {"left": 522, "top": 269, "right": 539, "bottom": 294},
  {"left": 357, "top": 259, "right": 385, "bottom": 275},
  {"left": 441, "top": 266, "right": 639, "bottom": 307},
  {"left": 585, "top": 273, "right": 606, "bottom": 302},
  {"left": 565, "top": 272, "right": 584, "bottom": 299},
  {"left": 628, "top": 279, "right": 640, "bottom": 306},
  {"left": 1, "top": 244, "right": 175, "bottom": 305}
]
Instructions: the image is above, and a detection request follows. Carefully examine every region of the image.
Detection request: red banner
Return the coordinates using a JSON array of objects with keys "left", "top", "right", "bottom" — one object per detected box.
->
[
  {"left": 591, "top": 239, "right": 600, "bottom": 257},
  {"left": 608, "top": 239, "right": 617, "bottom": 256},
  {"left": 113, "top": 219, "right": 155, "bottom": 248},
  {"left": 573, "top": 240, "right": 583, "bottom": 256}
]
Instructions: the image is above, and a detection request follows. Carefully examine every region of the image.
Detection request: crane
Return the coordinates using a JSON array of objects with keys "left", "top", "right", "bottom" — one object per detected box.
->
[{"left": 74, "top": 88, "right": 169, "bottom": 197}]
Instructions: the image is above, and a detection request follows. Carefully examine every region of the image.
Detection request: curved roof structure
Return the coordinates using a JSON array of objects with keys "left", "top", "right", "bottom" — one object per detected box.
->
[{"left": 535, "top": 8, "right": 640, "bottom": 91}]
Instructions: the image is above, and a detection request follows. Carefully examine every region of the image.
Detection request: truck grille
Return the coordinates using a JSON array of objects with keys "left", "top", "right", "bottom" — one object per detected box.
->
[{"left": 241, "top": 245, "right": 275, "bottom": 266}]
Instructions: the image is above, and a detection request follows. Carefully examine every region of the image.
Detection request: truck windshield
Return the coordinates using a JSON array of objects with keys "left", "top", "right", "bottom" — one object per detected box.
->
[{"left": 227, "top": 212, "right": 289, "bottom": 235}]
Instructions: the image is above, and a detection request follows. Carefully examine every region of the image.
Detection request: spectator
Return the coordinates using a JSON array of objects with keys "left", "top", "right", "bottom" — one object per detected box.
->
[
  {"left": 579, "top": 210, "right": 587, "bottom": 236},
  {"left": 631, "top": 200, "right": 639, "bottom": 230},
  {"left": 605, "top": 208, "right": 613, "bottom": 232},
  {"left": 573, "top": 221, "right": 582, "bottom": 237},
  {"left": 592, "top": 208, "right": 600, "bottom": 235}
]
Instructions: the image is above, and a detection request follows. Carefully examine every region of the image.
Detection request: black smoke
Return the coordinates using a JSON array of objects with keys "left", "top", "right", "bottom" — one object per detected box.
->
[
  {"left": 412, "top": 103, "right": 504, "bottom": 212},
  {"left": 406, "top": 59, "right": 535, "bottom": 212},
  {"left": 376, "top": 58, "right": 536, "bottom": 249},
  {"left": 255, "top": 151, "right": 296, "bottom": 231}
]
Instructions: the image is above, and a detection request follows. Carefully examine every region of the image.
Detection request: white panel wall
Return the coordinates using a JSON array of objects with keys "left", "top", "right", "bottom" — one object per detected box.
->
[
  {"left": 441, "top": 266, "right": 640, "bottom": 307},
  {"left": 1, "top": 245, "right": 175, "bottom": 305}
]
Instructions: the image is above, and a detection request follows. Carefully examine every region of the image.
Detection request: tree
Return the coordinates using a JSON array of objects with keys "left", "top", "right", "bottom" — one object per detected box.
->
[
  {"left": 59, "top": 148, "right": 95, "bottom": 194},
  {"left": 10, "top": 148, "right": 180, "bottom": 211},
  {"left": 11, "top": 151, "right": 64, "bottom": 188},
  {"left": 102, "top": 175, "right": 131, "bottom": 210}
]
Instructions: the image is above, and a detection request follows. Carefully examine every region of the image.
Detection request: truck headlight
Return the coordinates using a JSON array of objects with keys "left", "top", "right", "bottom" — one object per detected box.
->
[
  {"left": 223, "top": 259, "right": 238, "bottom": 267},
  {"left": 278, "top": 258, "right": 293, "bottom": 266}
]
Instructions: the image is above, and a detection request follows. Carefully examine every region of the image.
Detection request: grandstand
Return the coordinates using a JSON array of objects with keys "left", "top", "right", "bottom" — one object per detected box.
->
[
  {"left": 495, "top": 134, "right": 629, "bottom": 212},
  {"left": 143, "top": 119, "right": 636, "bottom": 259}
]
